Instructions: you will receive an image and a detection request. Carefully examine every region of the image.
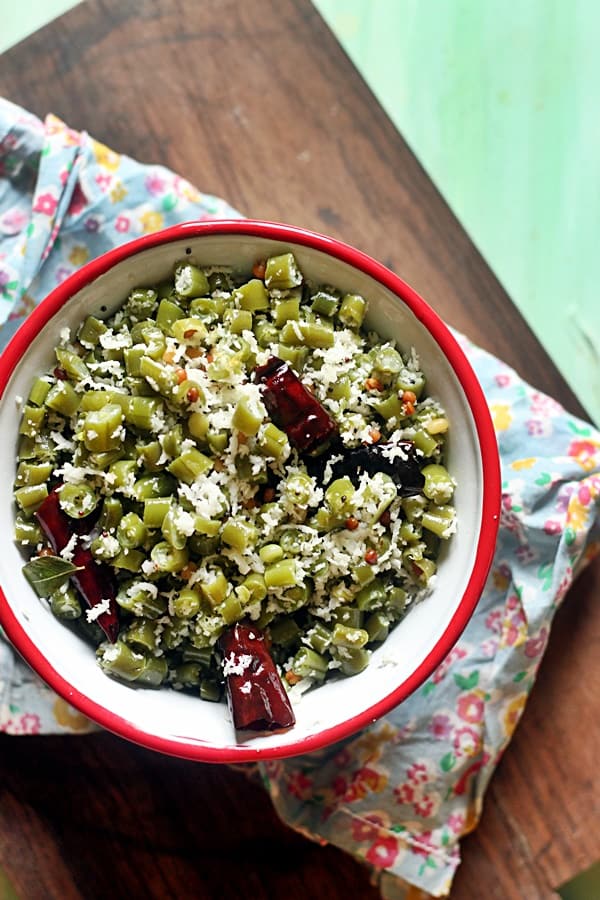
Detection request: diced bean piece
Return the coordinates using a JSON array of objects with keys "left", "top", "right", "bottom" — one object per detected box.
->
[
  {"left": 187, "top": 411, "right": 209, "bottom": 441},
  {"left": 234, "top": 279, "right": 269, "bottom": 311},
  {"left": 172, "top": 588, "right": 202, "bottom": 618},
  {"left": 264, "top": 558, "right": 297, "bottom": 588},
  {"left": 373, "top": 346, "right": 403, "bottom": 377},
  {"left": 50, "top": 586, "right": 82, "bottom": 620},
  {"left": 223, "top": 308, "right": 253, "bottom": 334},
  {"left": 98, "top": 641, "right": 147, "bottom": 681},
  {"left": 14, "top": 483, "right": 48, "bottom": 511},
  {"left": 290, "top": 647, "right": 328, "bottom": 681},
  {"left": 206, "top": 431, "right": 228, "bottom": 454},
  {"left": 219, "top": 592, "right": 243, "bottom": 625},
  {"left": 136, "top": 656, "right": 168, "bottom": 687},
  {"left": 280, "top": 320, "right": 334, "bottom": 349},
  {"left": 311, "top": 291, "right": 339, "bottom": 317},
  {"left": 386, "top": 586, "right": 407, "bottom": 620},
  {"left": 221, "top": 517, "right": 258, "bottom": 552},
  {"left": 125, "top": 396, "right": 164, "bottom": 431},
  {"left": 59, "top": 482, "right": 98, "bottom": 518},
  {"left": 421, "top": 505, "right": 456, "bottom": 539},
  {"left": 333, "top": 606, "right": 362, "bottom": 628},
  {"left": 161, "top": 425, "right": 183, "bottom": 458},
  {"left": 137, "top": 440, "right": 163, "bottom": 471},
  {"left": 19, "top": 405, "right": 46, "bottom": 437},
  {"left": 258, "top": 423, "right": 289, "bottom": 459},
  {"left": 240, "top": 572, "right": 267, "bottom": 602},
  {"left": 162, "top": 505, "right": 194, "bottom": 550},
  {"left": 143, "top": 497, "right": 172, "bottom": 528},
  {"left": 189, "top": 296, "right": 226, "bottom": 320},
  {"left": 125, "top": 618, "right": 157, "bottom": 652},
  {"left": 328, "top": 377, "right": 351, "bottom": 401},
  {"left": 422, "top": 464, "right": 455, "bottom": 505},
  {"left": 117, "top": 512, "right": 147, "bottom": 548},
  {"left": 265, "top": 253, "right": 302, "bottom": 290},
  {"left": 331, "top": 645, "right": 370, "bottom": 676},
  {"left": 199, "top": 568, "right": 228, "bottom": 607},
  {"left": 174, "top": 263, "right": 209, "bottom": 298},
  {"left": 199, "top": 680, "right": 221, "bottom": 702},
  {"left": 55, "top": 348, "right": 89, "bottom": 381},
  {"left": 113, "top": 548, "right": 146, "bottom": 572},
  {"left": 80, "top": 390, "right": 127, "bottom": 412},
  {"left": 15, "top": 462, "right": 52, "bottom": 487},
  {"left": 306, "top": 623, "right": 332, "bottom": 654},
  {"left": 168, "top": 448, "right": 213, "bottom": 483},
  {"left": 27, "top": 377, "right": 52, "bottom": 407},
  {"left": 99, "top": 497, "right": 123, "bottom": 531},
  {"left": 332, "top": 623, "right": 369, "bottom": 649},
  {"left": 365, "top": 611, "right": 389, "bottom": 643},
  {"left": 338, "top": 293, "right": 367, "bottom": 329},
  {"left": 254, "top": 319, "right": 279, "bottom": 348},
  {"left": 276, "top": 344, "right": 309, "bottom": 372},
  {"left": 259, "top": 543, "right": 284, "bottom": 565},
  {"left": 173, "top": 662, "right": 202, "bottom": 686},
  {"left": 14, "top": 515, "right": 43, "bottom": 544},
  {"left": 116, "top": 582, "right": 162, "bottom": 616},
  {"left": 374, "top": 393, "right": 404, "bottom": 421},
  {"left": 140, "top": 356, "right": 177, "bottom": 395},
  {"left": 78, "top": 315, "right": 108, "bottom": 346},
  {"left": 396, "top": 370, "right": 425, "bottom": 398},
  {"left": 273, "top": 295, "right": 300, "bottom": 326},
  {"left": 170, "top": 316, "right": 208, "bottom": 344},
  {"left": 325, "top": 477, "right": 355, "bottom": 516},
  {"left": 109, "top": 460, "right": 137, "bottom": 491},
  {"left": 123, "top": 288, "right": 158, "bottom": 319},
  {"left": 151, "top": 541, "right": 189, "bottom": 573},
  {"left": 45, "top": 380, "right": 80, "bottom": 417},
  {"left": 413, "top": 428, "right": 438, "bottom": 456},
  {"left": 355, "top": 579, "right": 386, "bottom": 611},
  {"left": 352, "top": 563, "right": 376, "bottom": 587},
  {"left": 83, "top": 404, "right": 124, "bottom": 453},
  {"left": 232, "top": 395, "right": 264, "bottom": 436}
]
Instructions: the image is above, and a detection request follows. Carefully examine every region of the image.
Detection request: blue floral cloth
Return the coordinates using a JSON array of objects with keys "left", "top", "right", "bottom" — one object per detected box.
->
[{"left": 1, "top": 97, "right": 599, "bottom": 899}]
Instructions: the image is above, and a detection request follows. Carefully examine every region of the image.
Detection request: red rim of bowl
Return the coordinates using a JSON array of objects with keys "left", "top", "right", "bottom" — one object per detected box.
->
[{"left": 0, "top": 219, "right": 501, "bottom": 762}]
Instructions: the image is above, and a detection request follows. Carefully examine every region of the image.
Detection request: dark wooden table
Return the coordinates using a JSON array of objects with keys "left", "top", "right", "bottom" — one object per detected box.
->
[{"left": 0, "top": 2, "right": 598, "bottom": 898}]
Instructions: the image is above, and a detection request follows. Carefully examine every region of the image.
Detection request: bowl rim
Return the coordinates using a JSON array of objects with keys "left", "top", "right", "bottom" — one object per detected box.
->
[{"left": 0, "top": 219, "right": 501, "bottom": 761}]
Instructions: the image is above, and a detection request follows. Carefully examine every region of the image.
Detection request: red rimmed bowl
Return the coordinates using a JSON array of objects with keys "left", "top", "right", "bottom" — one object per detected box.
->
[{"left": 0, "top": 220, "right": 500, "bottom": 761}]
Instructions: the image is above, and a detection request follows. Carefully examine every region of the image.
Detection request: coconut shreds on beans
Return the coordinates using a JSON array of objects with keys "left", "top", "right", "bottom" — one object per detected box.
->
[{"left": 14, "top": 253, "right": 456, "bottom": 703}]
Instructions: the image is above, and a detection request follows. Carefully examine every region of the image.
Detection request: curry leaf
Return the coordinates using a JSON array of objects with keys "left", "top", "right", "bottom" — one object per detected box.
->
[{"left": 22, "top": 556, "right": 82, "bottom": 598}]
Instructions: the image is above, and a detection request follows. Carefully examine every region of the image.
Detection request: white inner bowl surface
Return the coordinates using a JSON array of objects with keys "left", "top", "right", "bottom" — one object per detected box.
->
[{"left": 0, "top": 233, "right": 483, "bottom": 757}]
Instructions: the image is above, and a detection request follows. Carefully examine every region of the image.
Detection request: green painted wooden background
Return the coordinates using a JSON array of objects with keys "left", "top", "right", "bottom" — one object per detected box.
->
[
  {"left": 315, "top": 0, "right": 599, "bottom": 423},
  {"left": 1, "top": 0, "right": 598, "bottom": 422}
]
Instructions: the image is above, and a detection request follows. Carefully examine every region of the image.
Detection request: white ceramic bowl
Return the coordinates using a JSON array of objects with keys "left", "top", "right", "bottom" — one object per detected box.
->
[{"left": 0, "top": 220, "right": 500, "bottom": 761}]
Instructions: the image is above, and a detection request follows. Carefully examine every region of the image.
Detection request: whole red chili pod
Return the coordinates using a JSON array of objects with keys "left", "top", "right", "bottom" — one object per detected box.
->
[
  {"left": 254, "top": 356, "right": 338, "bottom": 456},
  {"left": 219, "top": 621, "right": 295, "bottom": 732},
  {"left": 36, "top": 489, "right": 119, "bottom": 643}
]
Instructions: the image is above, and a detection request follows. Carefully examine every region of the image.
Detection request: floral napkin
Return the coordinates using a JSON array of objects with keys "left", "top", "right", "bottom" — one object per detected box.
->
[{"left": 1, "top": 97, "right": 599, "bottom": 899}]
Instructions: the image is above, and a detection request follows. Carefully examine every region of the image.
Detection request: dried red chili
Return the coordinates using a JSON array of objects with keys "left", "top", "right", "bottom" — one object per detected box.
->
[
  {"left": 36, "top": 489, "right": 119, "bottom": 643},
  {"left": 219, "top": 622, "right": 295, "bottom": 732},
  {"left": 254, "top": 356, "right": 338, "bottom": 456}
]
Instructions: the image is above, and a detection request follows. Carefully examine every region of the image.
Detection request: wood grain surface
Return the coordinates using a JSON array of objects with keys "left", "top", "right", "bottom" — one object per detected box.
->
[{"left": 0, "top": 1, "right": 598, "bottom": 898}]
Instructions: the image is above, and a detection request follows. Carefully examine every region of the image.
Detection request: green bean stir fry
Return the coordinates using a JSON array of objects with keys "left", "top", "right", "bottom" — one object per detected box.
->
[{"left": 14, "top": 252, "right": 456, "bottom": 705}]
